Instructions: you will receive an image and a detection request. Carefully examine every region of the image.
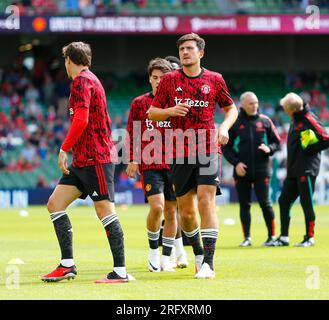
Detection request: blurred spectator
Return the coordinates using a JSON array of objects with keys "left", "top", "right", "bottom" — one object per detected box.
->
[
  {"left": 38, "top": 138, "right": 49, "bottom": 160},
  {"left": 79, "top": 0, "right": 97, "bottom": 16},
  {"left": 25, "top": 82, "right": 40, "bottom": 102},
  {"left": 36, "top": 174, "right": 48, "bottom": 187},
  {"left": 11, "top": 141, "right": 41, "bottom": 171},
  {"left": 25, "top": 98, "right": 43, "bottom": 121},
  {"left": 43, "top": 74, "right": 55, "bottom": 107},
  {"left": 0, "top": 147, "right": 5, "bottom": 170}
]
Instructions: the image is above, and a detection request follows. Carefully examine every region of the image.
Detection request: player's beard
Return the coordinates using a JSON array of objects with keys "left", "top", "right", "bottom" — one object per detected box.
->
[
  {"left": 182, "top": 55, "right": 199, "bottom": 67},
  {"left": 182, "top": 60, "right": 197, "bottom": 68}
]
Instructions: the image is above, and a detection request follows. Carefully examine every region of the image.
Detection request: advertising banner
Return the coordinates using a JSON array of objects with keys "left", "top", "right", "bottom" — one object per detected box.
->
[{"left": 1, "top": 14, "right": 329, "bottom": 34}]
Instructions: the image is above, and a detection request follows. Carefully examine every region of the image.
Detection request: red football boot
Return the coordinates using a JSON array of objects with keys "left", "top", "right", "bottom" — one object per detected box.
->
[{"left": 41, "top": 265, "right": 77, "bottom": 282}]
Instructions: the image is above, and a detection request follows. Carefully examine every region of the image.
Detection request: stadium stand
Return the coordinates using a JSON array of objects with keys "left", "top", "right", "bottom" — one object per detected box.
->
[
  {"left": 4, "top": 0, "right": 329, "bottom": 16},
  {"left": 224, "top": 0, "right": 329, "bottom": 14},
  {"left": 1, "top": 49, "right": 328, "bottom": 189}
]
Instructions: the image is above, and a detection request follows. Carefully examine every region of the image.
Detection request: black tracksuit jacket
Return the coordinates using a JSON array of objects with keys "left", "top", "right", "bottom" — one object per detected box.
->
[
  {"left": 286, "top": 105, "right": 329, "bottom": 177},
  {"left": 222, "top": 108, "right": 281, "bottom": 179}
]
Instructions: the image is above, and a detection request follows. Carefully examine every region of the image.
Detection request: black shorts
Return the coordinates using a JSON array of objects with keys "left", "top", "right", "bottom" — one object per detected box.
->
[
  {"left": 171, "top": 152, "right": 222, "bottom": 197},
  {"left": 142, "top": 169, "right": 176, "bottom": 201},
  {"left": 58, "top": 163, "right": 115, "bottom": 202}
]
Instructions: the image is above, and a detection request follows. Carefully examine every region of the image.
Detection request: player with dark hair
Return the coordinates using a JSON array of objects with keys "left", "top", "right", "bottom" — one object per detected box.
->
[
  {"left": 274, "top": 93, "right": 329, "bottom": 247},
  {"left": 165, "top": 56, "right": 181, "bottom": 70},
  {"left": 126, "top": 58, "right": 187, "bottom": 272},
  {"left": 160, "top": 55, "right": 189, "bottom": 267},
  {"left": 149, "top": 33, "right": 238, "bottom": 279},
  {"left": 222, "top": 91, "right": 281, "bottom": 247},
  {"left": 41, "top": 42, "right": 129, "bottom": 283}
]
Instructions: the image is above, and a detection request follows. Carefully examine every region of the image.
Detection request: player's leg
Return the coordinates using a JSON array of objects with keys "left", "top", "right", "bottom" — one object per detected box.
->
[
  {"left": 142, "top": 170, "right": 168, "bottom": 272},
  {"left": 193, "top": 152, "right": 222, "bottom": 278},
  {"left": 295, "top": 176, "right": 316, "bottom": 247},
  {"left": 275, "top": 177, "right": 299, "bottom": 246},
  {"left": 163, "top": 169, "right": 188, "bottom": 268},
  {"left": 94, "top": 199, "right": 128, "bottom": 281},
  {"left": 177, "top": 189, "right": 204, "bottom": 273},
  {"left": 253, "top": 177, "right": 276, "bottom": 246},
  {"left": 147, "top": 193, "right": 165, "bottom": 272},
  {"left": 174, "top": 209, "right": 189, "bottom": 268},
  {"left": 74, "top": 163, "right": 127, "bottom": 283},
  {"left": 171, "top": 159, "right": 204, "bottom": 273},
  {"left": 196, "top": 184, "right": 217, "bottom": 279},
  {"left": 161, "top": 200, "right": 177, "bottom": 271},
  {"left": 41, "top": 183, "right": 82, "bottom": 282},
  {"left": 235, "top": 177, "right": 252, "bottom": 246}
]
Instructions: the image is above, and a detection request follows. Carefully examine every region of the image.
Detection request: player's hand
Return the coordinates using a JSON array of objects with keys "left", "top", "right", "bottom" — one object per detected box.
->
[
  {"left": 126, "top": 162, "right": 139, "bottom": 178},
  {"left": 258, "top": 143, "right": 271, "bottom": 154},
  {"left": 168, "top": 104, "right": 189, "bottom": 117},
  {"left": 58, "top": 149, "right": 70, "bottom": 175},
  {"left": 236, "top": 162, "right": 247, "bottom": 177},
  {"left": 217, "top": 125, "right": 229, "bottom": 145}
]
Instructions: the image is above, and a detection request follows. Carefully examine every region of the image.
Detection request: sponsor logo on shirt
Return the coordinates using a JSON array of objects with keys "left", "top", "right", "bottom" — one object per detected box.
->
[
  {"left": 145, "top": 119, "right": 171, "bottom": 131},
  {"left": 174, "top": 97, "right": 209, "bottom": 108}
]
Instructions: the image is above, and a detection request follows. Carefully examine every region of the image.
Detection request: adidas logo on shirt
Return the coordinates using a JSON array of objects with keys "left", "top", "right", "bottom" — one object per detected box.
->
[{"left": 175, "top": 86, "right": 183, "bottom": 92}]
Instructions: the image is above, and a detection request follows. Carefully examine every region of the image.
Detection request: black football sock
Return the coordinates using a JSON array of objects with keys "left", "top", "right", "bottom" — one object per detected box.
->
[
  {"left": 50, "top": 211, "right": 73, "bottom": 262},
  {"left": 162, "top": 237, "right": 175, "bottom": 256},
  {"left": 147, "top": 229, "right": 160, "bottom": 249},
  {"left": 182, "top": 227, "right": 204, "bottom": 256},
  {"left": 201, "top": 229, "right": 218, "bottom": 270},
  {"left": 101, "top": 214, "right": 125, "bottom": 267}
]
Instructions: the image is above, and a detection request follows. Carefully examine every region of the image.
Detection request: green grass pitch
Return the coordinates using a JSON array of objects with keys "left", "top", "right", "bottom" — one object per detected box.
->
[{"left": 0, "top": 204, "right": 328, "bottom": 300}]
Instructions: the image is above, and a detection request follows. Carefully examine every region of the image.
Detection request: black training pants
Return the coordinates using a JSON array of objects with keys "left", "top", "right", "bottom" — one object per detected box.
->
[
  {"left": 278, "top": 176, "right": 316, "bottom": 238},
  {"left": 235, "top": 176, "right": 276, "bottom": 239}
]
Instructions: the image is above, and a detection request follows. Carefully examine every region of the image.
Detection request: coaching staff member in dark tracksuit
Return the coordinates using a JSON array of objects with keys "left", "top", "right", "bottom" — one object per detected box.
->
[
  {"left": 222, "top": 92, "right": 281, "bottom": 247},
  {"left": 274, "top": 93, "right": 329, "bottom": 247}
]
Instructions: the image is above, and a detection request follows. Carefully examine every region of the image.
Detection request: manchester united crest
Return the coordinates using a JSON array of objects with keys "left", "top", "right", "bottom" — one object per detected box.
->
[
  {"left": 201, "top": 84, "right": 211, "bottom": 94},
  {"left": 145, "top": 184, "right": 152, "bottom": 192}
]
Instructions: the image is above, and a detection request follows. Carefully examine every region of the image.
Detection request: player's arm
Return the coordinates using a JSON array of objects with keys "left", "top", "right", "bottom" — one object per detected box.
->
[
  {"left": 302, "top": 114, "right": 329, "bottom": 156},
  {"left": 148, "top": 73, "right": 189, "bottom": 121},
  {"left": 259, "top": 118, "right": 281, "bottom": 155},
  {"left": 148, "top": 104, "right": 189, "bottom": 121},
  {"left": 217, "top": 104, "right": 238, "bottom": 146},
  {"left": 59, "top": 77, "right": 91, "bottom": 174},
  {"left": 125, "top": 100, "right": 140, "bottom": 178},
  {"left": 215, "top": 74, "right": 238, "bottom": 145}
]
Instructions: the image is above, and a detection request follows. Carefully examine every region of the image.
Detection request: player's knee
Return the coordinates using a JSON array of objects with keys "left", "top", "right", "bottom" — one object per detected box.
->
[
  {"left": 180, "top": 209, "right": 195, "bottom": 222},
  {"left": 198, "top": 195, "right": 213, "bottom": 212},
  {"left": 164, "top": 206, "right": 176, "bottom": 218},
  {"left": 149, "top": 203, "right": 164, "bottom": 218},
  {"left": 46, "top": 197, "right": 56, "bottom": 213},
  {"left": 164, "top": 210, "right": 177, "bottom": 224}
]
